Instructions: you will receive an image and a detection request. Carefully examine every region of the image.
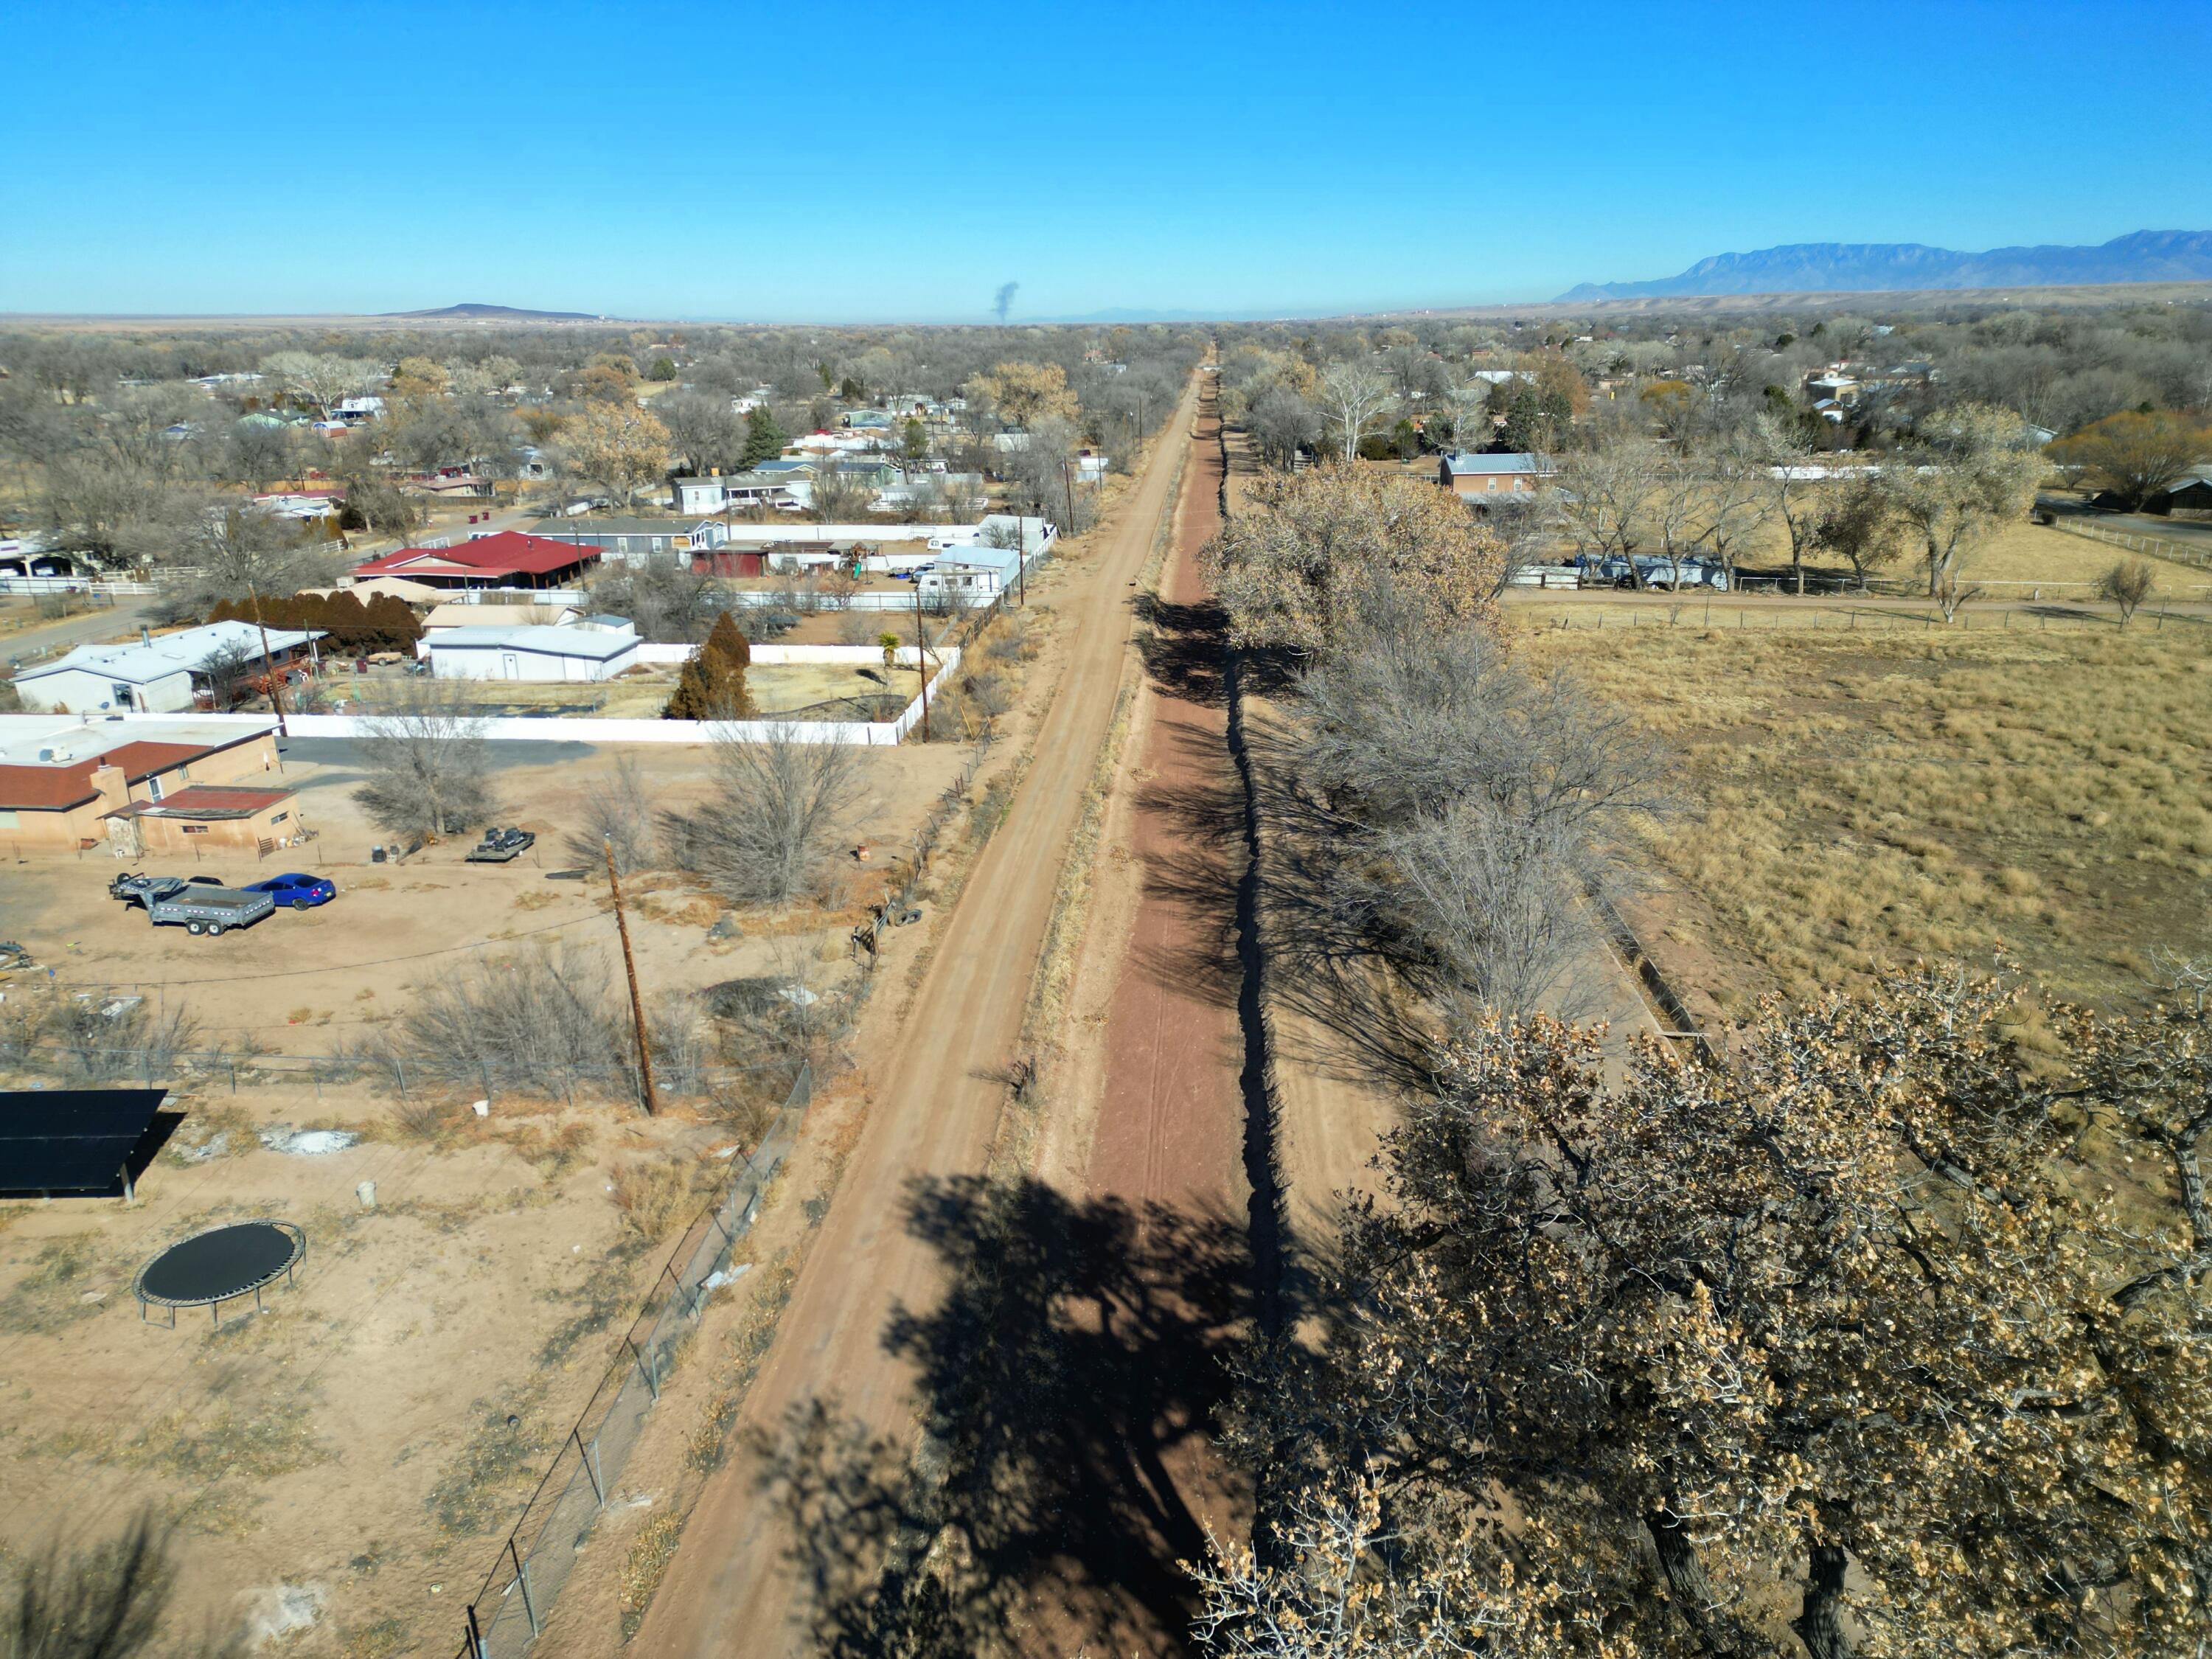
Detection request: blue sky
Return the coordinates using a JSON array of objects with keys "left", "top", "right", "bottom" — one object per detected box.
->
[{"left": 3, "top": 0, "right": 2208, "bottom": 321}]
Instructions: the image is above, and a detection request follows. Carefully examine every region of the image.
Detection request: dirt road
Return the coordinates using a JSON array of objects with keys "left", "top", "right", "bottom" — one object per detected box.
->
[{"left": 634, "top": 372, "right": 1204, "bottom": 1659}]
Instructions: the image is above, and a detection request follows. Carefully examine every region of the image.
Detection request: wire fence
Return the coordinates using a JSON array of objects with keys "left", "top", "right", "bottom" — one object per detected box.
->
[
  {"left": 453, "top": 1062, "right": 815, "bottom": 1659},
  {"left": 0, "top": 1036, "right": 796, "bottom": 1105},
  {"left": 1530, "top": 600, "right": 2205, "bottom": 634},
  {"left": 2045, "top": 515, "right": 2212, "bottom": 574}
]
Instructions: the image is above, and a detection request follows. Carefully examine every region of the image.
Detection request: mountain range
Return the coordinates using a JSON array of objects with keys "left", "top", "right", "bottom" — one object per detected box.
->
[
  {"left": 1559, "top": 230, "right": 2212, "bottom": 302},
  {"left": 387, "top": 302, "right": 605, "bottom": 321}
]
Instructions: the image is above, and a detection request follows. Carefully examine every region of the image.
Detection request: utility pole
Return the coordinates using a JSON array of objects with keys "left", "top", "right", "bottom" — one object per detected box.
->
[
  {"left": 247, "top": 584, "right": 289, "bottom": 739},
  {"left": 911, "top": 579, "right": 930, "bottom": 742},
  {"left": 1061, "top": 459, "right": 1077, "bottom": 540},
  {"left": 605, "top": 837, "right": 658, "bottom": 1116}
]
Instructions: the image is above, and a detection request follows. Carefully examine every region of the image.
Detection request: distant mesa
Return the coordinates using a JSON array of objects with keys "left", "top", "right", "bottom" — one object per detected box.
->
[
  {"left": 1560, "top": 229, "right": 2212, "bottom": 301},
  {"left": 387, "top": 302, "right": 605, "bottom": 321}
]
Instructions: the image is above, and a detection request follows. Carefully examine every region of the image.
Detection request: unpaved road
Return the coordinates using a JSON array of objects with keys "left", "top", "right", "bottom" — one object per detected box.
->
[{"left": 635, "top": 372, "right": 1205, "bottom": 1659}]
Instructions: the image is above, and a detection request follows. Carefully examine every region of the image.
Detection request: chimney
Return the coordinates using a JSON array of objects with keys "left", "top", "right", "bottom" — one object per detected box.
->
[
  {"left": 140, "top": 625, "right": 153, "bottom": 647},
  {"left": 89, "top": 763, "right": 129, "bottom": 813}
]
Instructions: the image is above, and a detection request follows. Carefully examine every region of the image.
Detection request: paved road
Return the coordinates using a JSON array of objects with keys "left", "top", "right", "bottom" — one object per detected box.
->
[
  {"left": 632, "top": 372, "right": 1205, "bottom": 1659},
  {"left": 1, "top": 596, "right": 159, "bottom": 671}
]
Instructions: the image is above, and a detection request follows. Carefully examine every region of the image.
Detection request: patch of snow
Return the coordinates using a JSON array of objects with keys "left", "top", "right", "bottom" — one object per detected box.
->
[
  {"left": 258, "top": 1127, "right": 361, "bottom": 1156},
  {"left": 244, "top": 1583, "right": 325, "bottom": 1644}
]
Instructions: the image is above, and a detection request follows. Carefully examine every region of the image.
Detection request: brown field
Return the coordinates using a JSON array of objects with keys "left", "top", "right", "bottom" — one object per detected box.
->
[{"left": 1518, "top": 614, "right": 2212, "bottom": 1019}]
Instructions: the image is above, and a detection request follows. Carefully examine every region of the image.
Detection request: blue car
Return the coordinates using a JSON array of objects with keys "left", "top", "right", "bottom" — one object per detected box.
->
[{"left": 248, "top": 872, "right": 337, "bottom": 911}]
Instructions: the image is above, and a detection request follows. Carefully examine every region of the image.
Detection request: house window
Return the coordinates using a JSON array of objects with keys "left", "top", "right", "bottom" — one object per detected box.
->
[
  {"left": 271, "top": 812, "right": 289, "bottom": 825},
  {"left": 0, "top": 811, "right": 16, "bottom": 830},
  {"left": 182, "top": 824, "right": 208, "bottom": 835},
  {"left": 146, "top": 776, "right": 164, "bottom": 801},
  {"left": 111, "top": 683, "right": 134, "bottom": 708}
]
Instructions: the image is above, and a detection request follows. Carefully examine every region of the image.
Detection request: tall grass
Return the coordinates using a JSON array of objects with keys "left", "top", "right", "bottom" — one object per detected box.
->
[{"left": 1520, "top": 620, "right": 2212, "bottom": 1012}]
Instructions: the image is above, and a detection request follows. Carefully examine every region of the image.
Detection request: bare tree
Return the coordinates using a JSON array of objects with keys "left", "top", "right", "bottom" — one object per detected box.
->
[
  {"left": 1754, "top": 414, "right": 1826, "bottom": 594},
  {"left": 2097, "top": 555, "right": 2158, "bottom": 625},
  {"left": 376, "top": 942, "right": 624, "bottom": 1101},
  {"left": 1809, "top": 470, "right": 1904, "bottom": 591},
  {"left": 354, "top": 685, "right": 495, "bottom": 838},
  {"left": 1882, "top": 404, "right": 2043, "bottom": 619},
  {"left": 175, "top": 501, "right": 338, "bottom": 613},
  {"left": 569, "top": 753, "right": 659, "bottom": 872},
  {"left": 1245, "top": 386, "right": 1322, "bottom": 469},
  {"left": 1318, "top": 362, "right": 1395, "bottom": 462},
  {"left": 1555, "top": 434, "right": 1661, "bottom": 568},
  {"left": 672, "top": 724, "right": 866, "bottom": 907},
  {"left": 1, "top": 1509, "right": 238, "bottom": 1659}
]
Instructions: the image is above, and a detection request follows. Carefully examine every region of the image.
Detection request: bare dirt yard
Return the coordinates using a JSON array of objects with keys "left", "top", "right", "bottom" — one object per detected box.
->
[{"left": 0, "top": 734, "right": 977, "bottom": 1656}]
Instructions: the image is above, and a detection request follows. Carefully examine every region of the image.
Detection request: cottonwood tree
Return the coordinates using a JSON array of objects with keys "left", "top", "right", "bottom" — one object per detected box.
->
[
  {"left": 1754, "top": 414, "right": 1829, "bottom": 594},
  {"left": 655, "top": 389, "right": 750, "bottom": 476},
  {"left": 1290, "top": 590, "right": 1669, "bottom": 1025},
  {"left": 1192, "top": 1475, "right": 1633, "bottom": 1659},
  {"left": 1248, "top": 975, "right": 2212, "bottom": 1659},
  {"left": 1203, "top": 468, "right": 1504, "bottom": 653},
  {"left": 968, "top": 361, "right": 1078, "bottom": 427},
  {"left": 2049, "top": 410, "right": 2209, "bottom": 509},
  {"left": 176, "top": 501, "right": 338, "bottom": 612},
  {"left": 354, "top": 686, "right": 494, "bottom": 837},
  {"left": 41, "top": 459, "right": 202, "bottom": 572},
  {"left": 672, "top": 724, "right": 865, "bottom": 907},
  {"left": 260, "top": 351, "right": 383, "bottom": 417},
  {"left": 557, "top": 403, "right": 671, "bottom": 507},
  {"left": 1248, "top": 387, "right": 1310, "bottom": 471},
  {"left": 1556, "top": 434, "right": 1661, "bottom": 570},
  {"left": 1318, "top": 361, "right": 1395, "bottom": 462},
  {"left": 1808, "top": 470, "right": 1902, "bottom": 591},
  {"left": 1882, "top": 403, "right": 2043, "bottom": 618}
]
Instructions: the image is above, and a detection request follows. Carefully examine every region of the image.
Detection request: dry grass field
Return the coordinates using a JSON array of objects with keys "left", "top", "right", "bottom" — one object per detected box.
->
[{"left": 1520, "top": 613, "right": 2212, "bottom": 1018}]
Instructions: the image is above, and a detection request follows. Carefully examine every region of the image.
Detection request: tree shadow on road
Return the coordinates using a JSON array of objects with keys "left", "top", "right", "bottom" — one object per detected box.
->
[{"left": 751, "top": 1176, "right": 1253, "bottom": 1659}]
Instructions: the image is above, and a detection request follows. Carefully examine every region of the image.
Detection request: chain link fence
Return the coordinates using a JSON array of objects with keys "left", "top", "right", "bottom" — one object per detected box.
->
[{"left": 453, "top": 1062, "right": 814, "bottom": 1659}]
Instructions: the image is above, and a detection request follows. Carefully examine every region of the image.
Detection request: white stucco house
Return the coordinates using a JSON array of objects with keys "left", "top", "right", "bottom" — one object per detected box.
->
[
  {"left": 424, "top": 622, "right": 640, "bottom": 682},
  {"left": 12, "top": 622, "right": 325, "bottom": 714}
]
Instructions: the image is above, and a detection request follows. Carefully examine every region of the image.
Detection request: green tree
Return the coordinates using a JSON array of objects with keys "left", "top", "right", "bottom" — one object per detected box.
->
[
  {"left": 647, "top": 356, "right": 678, "bottom": 382},
  {"left": 902, "top": 418, "right": 929, "bottom": 462},
  {"left": 742, "top": 405, "right": 790, "bottom": 469}
]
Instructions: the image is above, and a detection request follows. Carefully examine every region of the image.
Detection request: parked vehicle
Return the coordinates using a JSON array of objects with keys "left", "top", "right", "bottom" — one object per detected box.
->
[
  {"left": 108, "top": 873, "right": 276, "bottom": 936},
  {"left": 1575, "top": 552, "right": 1731, "bottom": 591},
  {"left": 465, "top": 827, "right": 536, "bottom": 863},
  {"left": 186, "top": 874, "right": 229, "bottom": 887},
  {"left": 248, "top": 872, "right": 336, "bottom": 911}
]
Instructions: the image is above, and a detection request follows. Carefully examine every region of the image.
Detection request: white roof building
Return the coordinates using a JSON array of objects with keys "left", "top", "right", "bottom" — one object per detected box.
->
[
  {"left": 424, "top": 622, "right": 640, "bottom": 683},
  {"left": 12, "top": 622, "right": 325, "bottom": 714}
]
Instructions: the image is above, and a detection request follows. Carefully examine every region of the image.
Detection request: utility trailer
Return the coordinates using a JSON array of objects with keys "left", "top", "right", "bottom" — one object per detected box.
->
[
  {"left": 108, "top": 873, "right": 276, "bottom": 936},
  {"left": 465, "top": 827, "right": 536, "bottom": 863}
]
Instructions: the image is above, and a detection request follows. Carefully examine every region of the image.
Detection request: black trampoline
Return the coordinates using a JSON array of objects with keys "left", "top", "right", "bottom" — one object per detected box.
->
[{"left": 133, "top": 1220, "right": 306, "bottom": 1326}]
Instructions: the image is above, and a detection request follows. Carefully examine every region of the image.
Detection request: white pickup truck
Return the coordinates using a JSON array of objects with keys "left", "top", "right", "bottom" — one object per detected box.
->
[{"left": 108, "top": 873, "right": 276, "bottom": 936}]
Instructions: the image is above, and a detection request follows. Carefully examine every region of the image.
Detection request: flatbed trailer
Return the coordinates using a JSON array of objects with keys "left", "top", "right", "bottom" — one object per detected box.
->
[{"left": 109, "top": 874, "right": 276, "bottom": 936}]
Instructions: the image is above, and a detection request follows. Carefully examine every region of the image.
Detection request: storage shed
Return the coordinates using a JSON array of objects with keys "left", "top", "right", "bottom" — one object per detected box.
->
[{"left": 424, "top": 623, "right": 641, "bottom": 682}]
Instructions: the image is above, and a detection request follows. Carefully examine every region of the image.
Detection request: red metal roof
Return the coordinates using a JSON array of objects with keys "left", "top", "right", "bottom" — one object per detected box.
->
[
  {"left": 0, "top": 738, "right": 251, "bottom": 813},
  {"left": 354, "top": 530, "right": 601, "bottom": 580},
  {"left": 110, "top": 785, "right": 293, "bottom": 819}
]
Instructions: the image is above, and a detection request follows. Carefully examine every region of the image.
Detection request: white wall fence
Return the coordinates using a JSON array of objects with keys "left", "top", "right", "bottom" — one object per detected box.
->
[
  {"left": 0, "top": 576, "right": 160, "bottom": 597},
  {"left": 634, "top": 642, "right": 934, "bottom": 667},
  {"left": 0, "top": 648, "right": 962, "bottom": 749}
]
